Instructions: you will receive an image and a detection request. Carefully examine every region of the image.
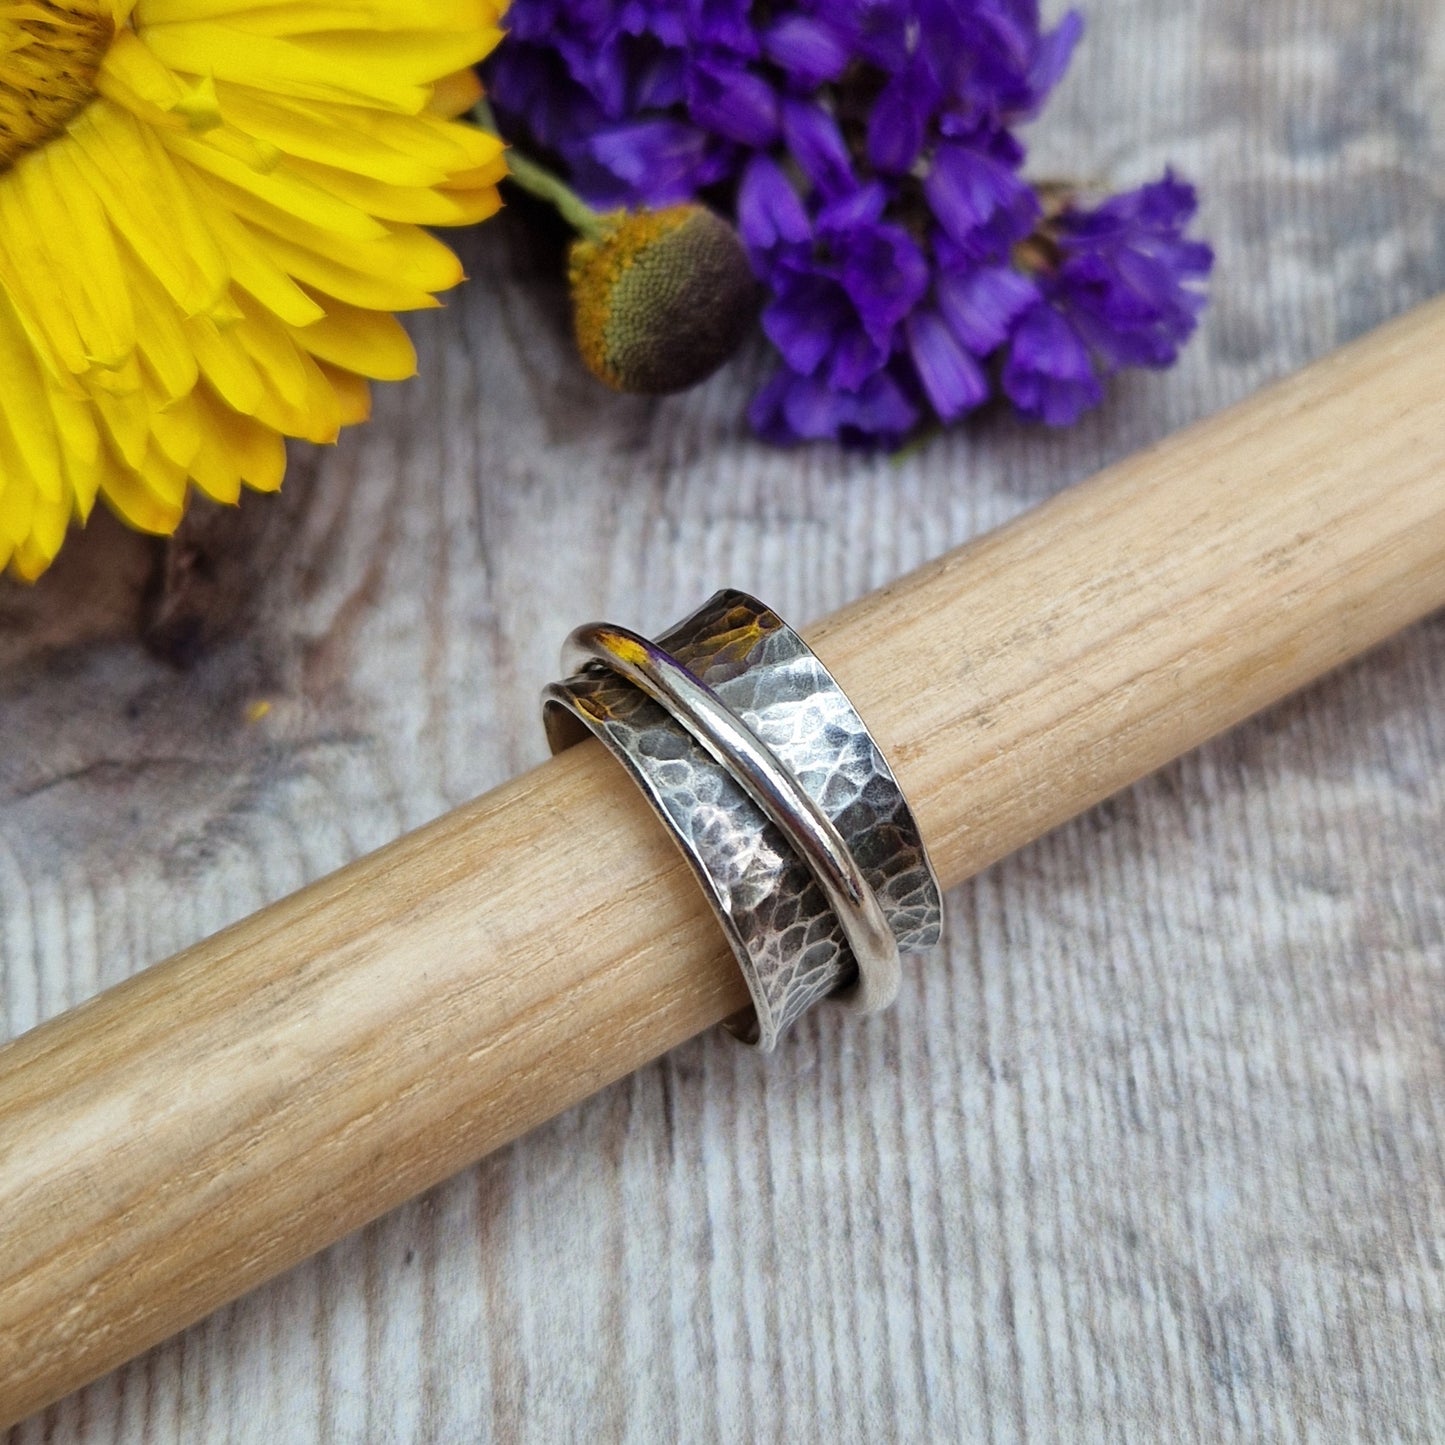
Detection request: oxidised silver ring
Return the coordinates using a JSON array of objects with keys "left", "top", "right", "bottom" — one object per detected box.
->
[
  {"left": 543, "top": 589, "right": 943, "bottom": 1050},
  {"left": 560, "top": 621, "right": 902, "bottom": 1015}
]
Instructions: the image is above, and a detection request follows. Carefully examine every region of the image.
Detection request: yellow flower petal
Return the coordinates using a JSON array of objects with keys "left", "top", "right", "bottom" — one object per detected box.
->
[
  {"left": 232, "top": 210, "right": 464, "bottom": 312},
  {"left": 214, "top": 84, "right": 485, "bottom": 184},
  {"left": 98, "top": 441, "right": 188, "bottom": 533},
  {"left": 285, "top": 120, "right": 505, "bottom": 225},
  {"left": 140, "top": 24, "right": 487, "bottom": 112},
  {"left": 318, "top": 363, "right": 371, "bottom": 427},
  {"left": 429, "top": 67, "right": 484, "bottom": 119},
  {"left": 227, "top": 293, "right": 342, "bottom": 442},
  {"left": 0, "top": 293, "right": 66, "bottom": 503},
  {"left": 168, "top": 129, "right": 390, "bottom": 241},
  {"left": 181, "top": 383, "right": 286, "bottom": 501},
  {"left": 293, "top": 297, "right": 418, "bottom": 382}
]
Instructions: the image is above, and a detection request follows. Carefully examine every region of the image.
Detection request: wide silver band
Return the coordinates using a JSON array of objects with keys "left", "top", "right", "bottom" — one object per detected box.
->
[
  {"left": 560, "top": 621, "right": 903, "bottom": 1016},
  {"left": 543, "top": 589, "right": 943, "bottom": 1049}
]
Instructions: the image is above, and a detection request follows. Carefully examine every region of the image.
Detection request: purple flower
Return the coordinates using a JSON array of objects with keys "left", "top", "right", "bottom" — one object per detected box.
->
[
  {"left": 1002, "top": 302, "right": 1103, "bottom": 426},
  {"left": 1001, "top": 173, "right": 1213, "bottom": 425},
  {"left": 485, "top": 0, "right": 1213, "bottom": 444},
  {"left": 924, "top": 139, "right": 1040, "bottom": 256},
  {"left": 1052, "top": 172, "right": 1214, "bottom": 371}
]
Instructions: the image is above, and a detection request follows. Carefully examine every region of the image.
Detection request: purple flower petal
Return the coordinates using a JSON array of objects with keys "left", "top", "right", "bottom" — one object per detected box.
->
[
  {"left": 1002, "top": 304, "right": 1103, "bottom": 426},
  {"left": 584, "top": 118, "right": 719, "bottom": 204},
  {"left": 750, "top": 365, "right": 920, "bottom": 447},
  {"left": 761, "top": 275, "right": 850, "bottom": 376},
  {"left": 781, "top": 98, "right": 856, "bottom": 197},
  {"left": 737, "top": 155, "right": 811, "bottom": 257},
  {"left": 630, "top": 48, "right": 687, "bottom": 111},
  {"left": 747, "top": 367, "right": 801, "bottom": 445},
  {"left": 836, "top": 221, "right": 930, "bottom": 342},
  {"left": 1024, "top": 10, "right": 1084, "bottom": 115},
  {"left": 907, "top": 309, "right": 989, "bottom": 420},
  {"left": 682, "top": 0, "right": 757, "bottom": 54},
  {"left": 831, "top": 0, "right": 912, "bottom": 71},
  {"left": 867, "top": 66, "right": 938, "bottom": 174},
  {"left": 764, "top": 15, "right": 851, "bottom": 88},
  {"left": 924, "top": 142, "right": 1037, "bottom": 251},
  {"left": 935, "top": 264, "right": 1038, "bottom": 353},
  {"left": 686, "top": 59, "right": 780, "bottom": 147},
  {"left": 822, "top": 328, "right": 883, "bottom": 392},
  {"left": 815, "top": 182, "right": 887, "bottom": 233}
]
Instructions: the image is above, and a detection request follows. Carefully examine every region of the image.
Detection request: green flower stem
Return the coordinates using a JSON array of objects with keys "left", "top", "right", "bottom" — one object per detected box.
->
[{"left": 472, "top": 97, "right": 609, "bottom": 243}]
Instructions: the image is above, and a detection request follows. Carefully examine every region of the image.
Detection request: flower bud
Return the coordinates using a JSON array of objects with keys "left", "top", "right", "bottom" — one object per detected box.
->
[{"left": 568, "top": 205, "right": 760, "bottom": 395}]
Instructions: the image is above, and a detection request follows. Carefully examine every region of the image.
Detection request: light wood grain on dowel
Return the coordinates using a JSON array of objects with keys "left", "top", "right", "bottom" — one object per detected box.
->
[{"left": 2, "top": 297, "right": 1445, "bottom": 1424}]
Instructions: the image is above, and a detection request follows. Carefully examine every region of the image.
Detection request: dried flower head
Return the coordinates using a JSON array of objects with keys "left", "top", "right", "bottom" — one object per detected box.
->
[{"left": 569, "top": 205, "right": 759, "bottom": 394}]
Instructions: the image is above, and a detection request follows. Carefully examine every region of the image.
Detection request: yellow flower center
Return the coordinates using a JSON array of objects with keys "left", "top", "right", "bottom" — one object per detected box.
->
[{"left": 0, "top": 0, "right": 114, "bottom": 169}]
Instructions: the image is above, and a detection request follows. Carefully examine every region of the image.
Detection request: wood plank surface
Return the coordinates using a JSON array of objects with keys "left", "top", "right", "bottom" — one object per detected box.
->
[{"left": 3, "top": 0, "right": 1444, "bottom": 1439}]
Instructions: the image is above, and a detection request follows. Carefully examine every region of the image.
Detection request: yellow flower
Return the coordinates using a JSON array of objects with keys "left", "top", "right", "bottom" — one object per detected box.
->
[{"left": 0, "top": 0, "right": 507, "bottom": 579}]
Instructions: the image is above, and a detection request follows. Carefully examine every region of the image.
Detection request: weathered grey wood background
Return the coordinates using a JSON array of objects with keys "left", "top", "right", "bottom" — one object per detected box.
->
[{"left": 5, "top": 0, "right": 1445, "bottom": 1439}]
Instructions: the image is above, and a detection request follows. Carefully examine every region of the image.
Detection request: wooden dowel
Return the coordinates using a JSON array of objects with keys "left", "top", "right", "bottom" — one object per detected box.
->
[{"left": 3, "top": 297, "right": 1445, "bottom": 1424}]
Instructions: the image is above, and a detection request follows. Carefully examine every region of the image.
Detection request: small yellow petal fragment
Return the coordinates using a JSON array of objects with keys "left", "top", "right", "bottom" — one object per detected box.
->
[{"left": 170, "top": 73, "right": 221, "bottom": 132}]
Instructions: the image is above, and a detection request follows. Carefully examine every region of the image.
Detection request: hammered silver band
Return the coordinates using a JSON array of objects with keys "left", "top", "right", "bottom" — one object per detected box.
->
[
  {"left": 543, "top": 589, "right": 943, "bottom": 1050},
  {"left": 560, "top": 621, "right": 903, "bottom": 1016}
]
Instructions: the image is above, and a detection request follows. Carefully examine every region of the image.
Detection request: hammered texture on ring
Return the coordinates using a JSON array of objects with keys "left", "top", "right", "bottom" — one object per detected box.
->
[{"left": 543, "top": 588, "right": 943, "bottom": 1050}]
